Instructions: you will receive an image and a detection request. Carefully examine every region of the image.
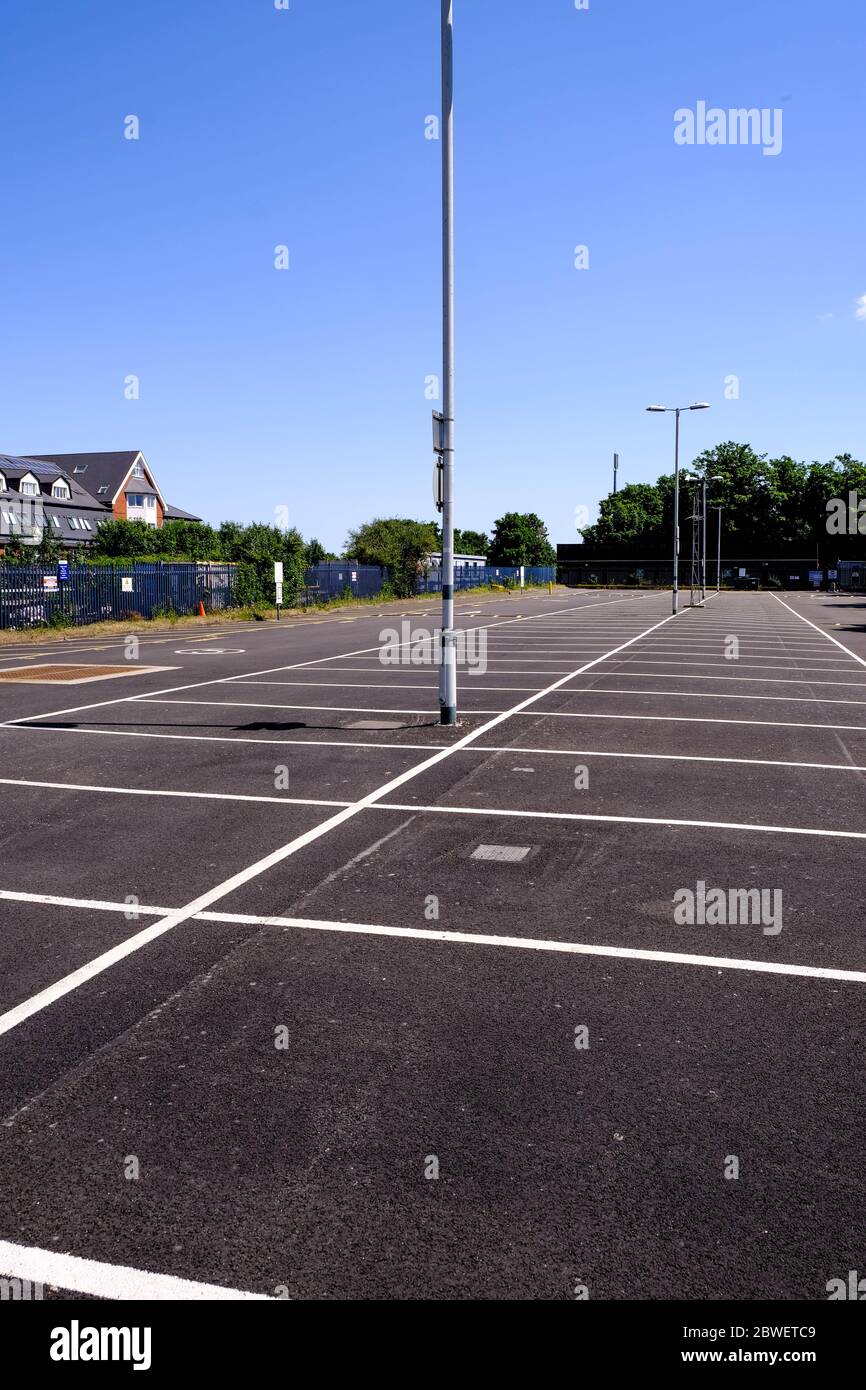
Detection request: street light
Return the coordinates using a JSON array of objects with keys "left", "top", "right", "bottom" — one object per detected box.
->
[
  {"left": 438, "top": 0, "right": 457, "bottom": 725},
  {"left": 646, "top": 404, "right": 711, "bottom": 614},
  {"left": 701, "top": 474, "right": 723, "bottom": 602}
]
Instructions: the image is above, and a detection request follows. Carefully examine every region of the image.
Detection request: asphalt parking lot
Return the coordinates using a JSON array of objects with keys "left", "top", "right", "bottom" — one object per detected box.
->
[{"left": 0, "top": 586, "right": 864, "bottom": 1300}]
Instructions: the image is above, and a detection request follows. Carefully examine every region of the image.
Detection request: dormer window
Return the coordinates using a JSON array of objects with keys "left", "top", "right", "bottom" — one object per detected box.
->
[
  {"left": 52, "top": 480, "right": 71, "bottom": 500},
  {"left": 0, "top": 473, "right": 6, "bottom": 492},
  {"left": 19, "top": 473, "right": 40, "bottom": 496}
]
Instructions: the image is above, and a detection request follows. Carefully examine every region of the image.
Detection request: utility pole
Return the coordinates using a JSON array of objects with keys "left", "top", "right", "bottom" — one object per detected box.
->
[{"left": 438, "top": 0, "right": 457, "bottom": 726}]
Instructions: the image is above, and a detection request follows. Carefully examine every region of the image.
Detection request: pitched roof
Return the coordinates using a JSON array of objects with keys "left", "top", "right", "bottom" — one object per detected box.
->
[
  {"left": 0, "top": 455, "right": 102, "bottom": 509},
  {"left": 163, "top": 502, "right": 203, "bottom": 522},
  {"left": 12, "top": 451, "right": 201, "bottom": 527},
  {"left": 26, "top": 452, "right": 142, "bottom": 500}
]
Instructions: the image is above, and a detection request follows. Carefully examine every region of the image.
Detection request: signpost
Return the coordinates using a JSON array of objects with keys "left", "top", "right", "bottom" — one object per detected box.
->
[{"left": 274, "top": 561, "right": 284, "bottom": 617}]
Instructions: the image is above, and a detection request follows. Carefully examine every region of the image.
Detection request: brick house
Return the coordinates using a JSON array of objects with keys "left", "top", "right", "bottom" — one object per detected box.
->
[{"left": 0, "top": 451, "right": 201, "bottom": 554}]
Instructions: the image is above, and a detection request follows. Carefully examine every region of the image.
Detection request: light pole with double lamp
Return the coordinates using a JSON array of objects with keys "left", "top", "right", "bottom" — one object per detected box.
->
[
  {"left": 700, "top": 475, "right": 723, "bottom": 602},
  {"left": 646, "top": 403, "right": 711, "bottom": 614}
]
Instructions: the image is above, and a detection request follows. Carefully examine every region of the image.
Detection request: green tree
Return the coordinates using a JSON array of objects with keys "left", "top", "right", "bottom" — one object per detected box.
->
[
  {"left": 579, "top": 483, "right": 669, "bottom": 546},
  {"left": 35, "top": 529, "right": 65, "bottom": 563},
  {"left": 304, "top": 537, "right": 327, "bottom": 567},
  {"left": 345, "top": 517, "right": 440, "bottom": 597},
  {"left": 488, "top": 512, "right": 556, "bottom": 566},
  {"left": 90, "top": 519, "right": 159, "bottom": 558},
  {"left": 454, "top": 528, "right": 490, "bottom": 556},
  {"left": 1, "top": 535, "right": 28, "bottom": 565},
  {"left": 158, "top": 519, "right": 219, "bottom": 560}
]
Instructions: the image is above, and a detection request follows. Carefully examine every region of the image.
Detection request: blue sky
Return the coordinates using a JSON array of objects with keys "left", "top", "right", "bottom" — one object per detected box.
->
[{"left": 0, "top": 0, "right": 863, "bottom": 551}]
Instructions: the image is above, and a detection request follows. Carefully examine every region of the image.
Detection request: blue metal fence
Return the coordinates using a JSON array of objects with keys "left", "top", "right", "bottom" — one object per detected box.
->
[
  {"left": 302, "top": 562, "right": 389, "bottom": 602},
  {"left": 0, "top": 563, "right": 237, "bottom": 630},
  {"left": 417, "top": 565, "right": 556, "bottom": 593}
]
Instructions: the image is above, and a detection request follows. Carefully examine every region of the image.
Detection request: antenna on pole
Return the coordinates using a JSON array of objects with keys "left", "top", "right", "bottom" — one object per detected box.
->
[{"left": 613, "top": 453, "right": 619, "bottom": 494}]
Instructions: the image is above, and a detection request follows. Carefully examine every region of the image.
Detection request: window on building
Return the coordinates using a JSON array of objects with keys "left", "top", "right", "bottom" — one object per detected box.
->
[
  {"left": 52, "top": 480, "right": 71, "bottom": 499},
  {"left": 128, "top": 494, "right": 144, "bottom": 508},
  {"left": 132, "top": 463, "right": 144, "bottom": 478},
  {"left": 50, "top": 515, "right": 62, "bottom": 529},
  {"left": 19, "top": 476, "right": 39, "bottom": 496},
  {"left": 81, "top": 519, "right": 92, "bottom": 531},
  {"left": 145, "top": 495, "right": 156, "bottom": 508},
  {"left": 0, "top": 474, "right": 6, "bottom": 492},
  {"left": 67, "top": 517, "right": 79, "bottom": 530},
  {"left": 97, "top": 485, "right": 109, "bottom": 495}
]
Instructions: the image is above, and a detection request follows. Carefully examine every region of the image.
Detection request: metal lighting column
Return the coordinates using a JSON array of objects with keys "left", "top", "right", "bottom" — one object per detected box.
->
[
  {"left": 672, "top": 409, "right": 681, "bottom": 614},
  {"left": 716, "top": 506, "right": 722, "bottom": 591},
  {"left": 439, "top": 0, "right": 457, "bottom": 725},
  {"left": 701, "top": 476, "right": 708, "bottom": 603}
]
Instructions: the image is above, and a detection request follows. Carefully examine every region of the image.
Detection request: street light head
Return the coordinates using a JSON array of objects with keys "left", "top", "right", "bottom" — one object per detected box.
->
[
  {"left": 646, "top": 405, "right": 667, "bottom": 413},
  {"left": 689, "top": 402, "right": 711, "bottom": 410}
]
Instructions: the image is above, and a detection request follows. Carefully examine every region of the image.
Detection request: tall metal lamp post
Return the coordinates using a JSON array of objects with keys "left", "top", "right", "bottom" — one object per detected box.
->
[
  {"left": 646, "top": 404, "right": 710, "bottom": 614},
  {"left": 437, "top": 0, "right": 457, "bottom": 725}
]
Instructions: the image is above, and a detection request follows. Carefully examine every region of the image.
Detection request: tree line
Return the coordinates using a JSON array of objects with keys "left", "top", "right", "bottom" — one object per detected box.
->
[
  {"left": 0, "top": 511, "right": 556, "bottom": 603},
  {"left": 580, "top": 442, "right": 866, "bottom": 553}
]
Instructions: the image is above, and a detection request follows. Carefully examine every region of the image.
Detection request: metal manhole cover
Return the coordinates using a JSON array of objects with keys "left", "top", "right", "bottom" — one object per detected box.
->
[
  {"left": 0, "top": 664, "right": 172, "bottom": 684},
  {"left": 471, "top": 844, "right": 533, "bottom": 863}
]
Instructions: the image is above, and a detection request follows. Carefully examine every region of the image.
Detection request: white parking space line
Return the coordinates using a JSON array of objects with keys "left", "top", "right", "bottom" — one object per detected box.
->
[
  {"left": 377, "top": 801, "right": 866, "bottom": 841},
  {"left": 471, "top": 744, "right": 866, "bottom": 773},
  {"left": 139, "top": 698, "right": 503, "bottom": 716},
  {"left": 609, "top": 658, "right": 861, "bottom": 673},
  {"left": 0, "top": 1240, "right": 272, "bottom": 1301},
  {"left": 3, "top": 592, "right": 657, "bottom": 730},
  {"left": 0, "top": 603, "right": 681, "bottom": 1039},
  {"left": 0, "top": 724, "right": 435, "bottom": 752},
  {"left": 0, "top": 777, "right": 352, "bottom": 809},
  {"left": 234, "top": 680, "right": 543, "bottom": 692},
  {"left": 547, "top": 688, "right": 866, "bottom": 708},
  {"left": 770, "top": 592, "right": 866, "bottom": 668},
  {"left": 0, "top": 892, "right": 863, "bottom": 987},
  {"left": 517, "top": 710, "right": 866, "bottom": 732},
  {"left": 567, "top": 672, "right": 866, "bottom": 689}
]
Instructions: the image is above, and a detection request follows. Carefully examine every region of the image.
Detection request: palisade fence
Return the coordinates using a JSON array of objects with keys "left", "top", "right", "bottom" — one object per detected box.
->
[
  {"left": 302, "top": 563, "right": 556, "bottom": 603},
  {"left": 302, "top": 562, "right": 389, "bottom": 602},
  {"left": 416, "top": 564, "right": 556, "bottom": 594},
  {"left": 0, "top": 563, "right": 237, "bottom": 630},
  {"left": 0, "top": 559, "right": 557, "bottom": 630}
]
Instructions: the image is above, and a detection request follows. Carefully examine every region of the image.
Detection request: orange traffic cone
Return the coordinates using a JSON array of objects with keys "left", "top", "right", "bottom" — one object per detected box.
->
[{"left": 198, "top": 601, "right": 206, "bottom": 617}]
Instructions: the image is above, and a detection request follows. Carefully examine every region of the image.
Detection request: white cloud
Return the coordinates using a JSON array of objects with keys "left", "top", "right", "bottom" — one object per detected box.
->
[{"left": 855, "top": 294, "right": 866, "bottom": 320}]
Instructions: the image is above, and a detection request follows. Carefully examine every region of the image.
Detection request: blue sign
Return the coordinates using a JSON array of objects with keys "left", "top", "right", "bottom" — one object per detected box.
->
[{"left": 57, "top": 560, "right": 69, "bottom": 581}]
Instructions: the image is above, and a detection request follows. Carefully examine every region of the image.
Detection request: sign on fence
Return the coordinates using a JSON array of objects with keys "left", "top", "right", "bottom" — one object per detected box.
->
[{"left": 0, "top": 563, "right": 239, "bottom": 631}]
